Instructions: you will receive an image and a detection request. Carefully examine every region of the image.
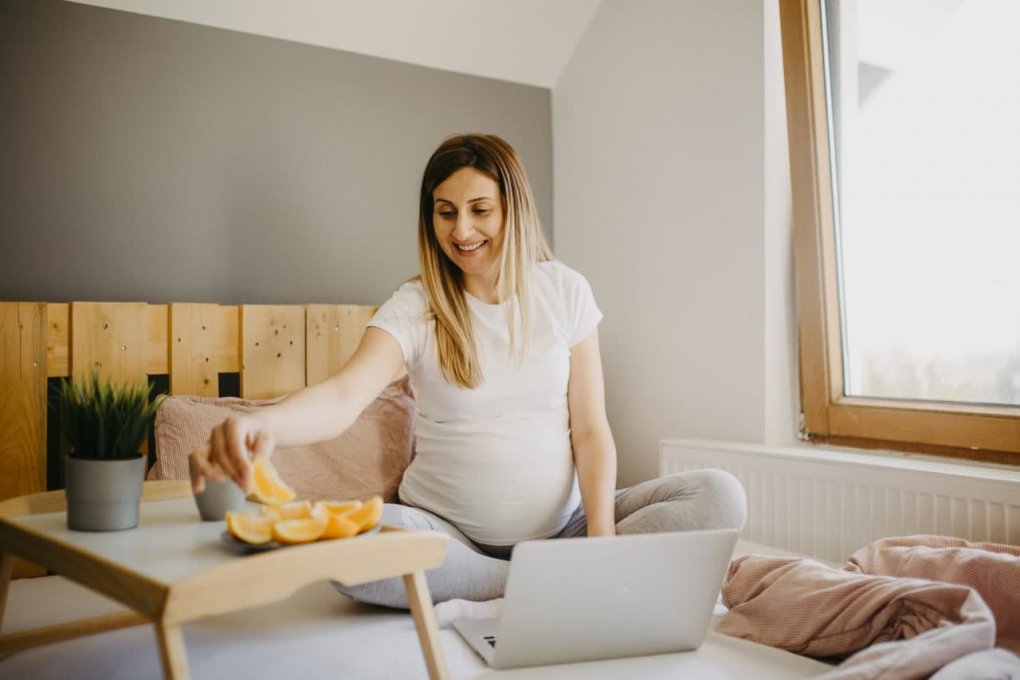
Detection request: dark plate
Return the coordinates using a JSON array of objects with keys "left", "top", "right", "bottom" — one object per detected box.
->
[{"left": 220, "top": 524, "right": 381, "bottom": 554}]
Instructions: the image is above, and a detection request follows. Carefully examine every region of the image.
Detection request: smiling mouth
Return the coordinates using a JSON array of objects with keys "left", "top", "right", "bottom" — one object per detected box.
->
[{"left": 455, "top": 241, "right": 487, "bottom": 252}]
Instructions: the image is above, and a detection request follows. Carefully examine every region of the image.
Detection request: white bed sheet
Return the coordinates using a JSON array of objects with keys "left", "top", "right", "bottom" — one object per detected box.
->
[{"left": 0, "top": 539, "right": 833, "bottom": 680}]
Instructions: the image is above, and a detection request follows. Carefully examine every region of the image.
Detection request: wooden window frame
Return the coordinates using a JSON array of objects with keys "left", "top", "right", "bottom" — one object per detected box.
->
[{"left": 778, "top": 0, "right": 1020, "bottom": 464}]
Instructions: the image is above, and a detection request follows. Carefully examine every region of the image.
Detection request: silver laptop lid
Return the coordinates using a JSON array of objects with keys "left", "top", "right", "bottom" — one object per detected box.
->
[{"left": 491, "top": 529, "right": 738, "bottom": 669}]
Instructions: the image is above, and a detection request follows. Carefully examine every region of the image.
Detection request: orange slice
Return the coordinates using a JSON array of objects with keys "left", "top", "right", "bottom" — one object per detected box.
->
[
  {"left": 344, "top": 495, "right": 384, "bottom": 533},
  {"left": 226, "top": 511, "right": 275, "bottom": 545},
  {"left": 249, "top": 455, "right": 296, "bottom": 506},
  {"left": 260, "top": 500, "right": 312, "bottom": 521},
  {"left": 321, "top": 513, "right": 361, "bottom": 540},
  {"left": 272, "top": 517, "right": 327, "bottom": 545},
  {"left": 313, "top": 499, "right": 363, "bottom": 516}
]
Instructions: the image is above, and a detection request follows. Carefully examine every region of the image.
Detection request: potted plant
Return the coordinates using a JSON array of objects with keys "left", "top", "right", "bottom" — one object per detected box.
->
[{"left": 60, "top": 372, "right": 164, "bottom": 531}]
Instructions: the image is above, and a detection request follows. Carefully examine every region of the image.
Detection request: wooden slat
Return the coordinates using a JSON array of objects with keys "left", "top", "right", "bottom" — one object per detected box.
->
[
  {"left": 0, "top": 303, "right": 47, "bottom": 502},
  {"left": 147, "top": 304, "right": 169, "bottom": 375},
  {"left": 46, "top": 303, "right": 70, "bottom": 378},
  {"left": 219, "top": 306, "right": 240, "bottom": 373},
  {"left": 69, "top": 302, "right": 152, "bottom": 468},
  {"left": 305, "top": 304, "right": 376, "bottom": 386},
  {"left": 169, "top": 304, "right": 223, "bottom": 397},
  {"left": 70, "top": 303, "right": 149, "bottom": 388},
  {"left": 0, "top": 303, "right": 48, "bottom": 578},
  {"left": 240, "top": 306, "right": 306, "bottom": 400}
]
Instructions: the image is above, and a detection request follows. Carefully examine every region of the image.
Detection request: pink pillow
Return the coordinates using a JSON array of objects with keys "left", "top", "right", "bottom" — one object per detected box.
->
[{"left": 149, "top": 378, "right": 415, "bottom": 503}]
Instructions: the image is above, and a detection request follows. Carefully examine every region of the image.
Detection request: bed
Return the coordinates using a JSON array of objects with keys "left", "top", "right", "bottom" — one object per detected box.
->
[
  {"left": 0, "top": 300, "right": 845, "bottom": 678},
  {"left": 0, "top": 543, "right": 833, "bottom": 679}
]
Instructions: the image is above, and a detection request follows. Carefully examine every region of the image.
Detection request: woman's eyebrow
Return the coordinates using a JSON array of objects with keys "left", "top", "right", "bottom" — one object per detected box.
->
[{"left": 434, "top": 196, "right": 496, "bottom": 205}]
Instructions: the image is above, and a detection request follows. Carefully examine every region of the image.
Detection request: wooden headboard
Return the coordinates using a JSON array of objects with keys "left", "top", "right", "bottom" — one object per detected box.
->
[{"left": 0, "top": 301, "right": 378, "bottom": 507}]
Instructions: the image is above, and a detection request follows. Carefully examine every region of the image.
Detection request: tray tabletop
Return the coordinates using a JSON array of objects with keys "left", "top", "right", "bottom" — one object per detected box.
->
[
  {"left": 2, "top": 493, "right": 446, "bottom": 592},
  {"left": 0, "top": 485, "right": 452, "bottom": 679},
  {"left": 8, "top": 496, "right": 269, "bottom": 583}
]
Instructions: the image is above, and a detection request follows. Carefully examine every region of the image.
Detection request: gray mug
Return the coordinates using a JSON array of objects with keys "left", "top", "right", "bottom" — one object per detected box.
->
[{"left": 189, "top": 457, "right": 247, "bottom": 521}]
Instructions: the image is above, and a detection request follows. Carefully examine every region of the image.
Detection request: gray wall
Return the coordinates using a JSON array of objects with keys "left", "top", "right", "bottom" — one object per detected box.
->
[{"left": 0, "top": 0, "right": 552, "bottom": 305}]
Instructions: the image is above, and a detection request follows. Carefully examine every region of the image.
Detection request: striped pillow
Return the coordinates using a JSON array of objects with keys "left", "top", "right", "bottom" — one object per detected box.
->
[{"left": 149, "top": 378, "right": 415, "bottom": 503}]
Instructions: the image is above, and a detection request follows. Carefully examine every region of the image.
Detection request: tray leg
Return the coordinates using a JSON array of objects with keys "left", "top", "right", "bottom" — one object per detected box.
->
[
  {"left": 0, "top": 552, "right": 12, "bottom": 629},
  {"left": 154, "top": 621, "right": 190, "bottom": 680},
  {"left": 0, "top": 611, "right": 148, "bottom": 655},
  {"left": 403, "top": 570, "right": 449, "bottom": 680}
]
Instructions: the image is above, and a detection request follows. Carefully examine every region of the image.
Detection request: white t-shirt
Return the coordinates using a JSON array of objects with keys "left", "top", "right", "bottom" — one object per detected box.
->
[{"left": 368, "top": 260, "right": 603, "bottom": 546}]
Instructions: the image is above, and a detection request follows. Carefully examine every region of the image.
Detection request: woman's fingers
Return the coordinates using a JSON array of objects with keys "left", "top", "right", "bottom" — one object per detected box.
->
[
  {"left": 189, "top": 443, "right": 224, "bottom": 493},
  {"left": 209, "top": 425, "right": 239, "bottom": 485},
  {"left": 223, "top": 418, "right": 254, "bottom": 491},
  {"left": 189, "top": 447, "right": 206, "bottom": 494},
  {"left": 198, "top": 417, "right": 266, "bottom": 494}
]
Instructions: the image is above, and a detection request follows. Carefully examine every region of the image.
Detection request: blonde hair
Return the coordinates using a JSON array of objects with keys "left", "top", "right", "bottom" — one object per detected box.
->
[{"left": 418, "top": 134, "right": 552, "bottom": 389}]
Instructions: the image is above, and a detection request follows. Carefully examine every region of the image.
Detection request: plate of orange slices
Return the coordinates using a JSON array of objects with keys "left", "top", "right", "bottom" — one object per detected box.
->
[{"left": 221, "top": 456, "right": 385, "bottom": 554}]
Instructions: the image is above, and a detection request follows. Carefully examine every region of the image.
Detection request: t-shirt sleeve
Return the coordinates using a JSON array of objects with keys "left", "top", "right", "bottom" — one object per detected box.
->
[
  {"left": 562, "top": 267, "right": 603, "bottom": 347},
  {"left": 367, "top": 282, "right": 428, "bottom": 368}
]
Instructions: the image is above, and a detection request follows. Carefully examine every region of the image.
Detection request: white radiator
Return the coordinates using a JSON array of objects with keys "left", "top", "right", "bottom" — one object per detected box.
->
[{"left": 660, "top": 438, "right": 1020, "bottom": 564}]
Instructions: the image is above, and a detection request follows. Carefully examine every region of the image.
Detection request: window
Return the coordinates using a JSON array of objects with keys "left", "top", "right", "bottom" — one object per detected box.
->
[{"left": 779, "top": 0, "right": 1020, "bottom": 462}]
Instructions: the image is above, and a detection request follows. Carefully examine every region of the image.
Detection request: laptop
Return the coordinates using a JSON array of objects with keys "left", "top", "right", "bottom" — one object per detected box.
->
[{"left": 452, "top": 528, "right": 738, "bottom": 669}]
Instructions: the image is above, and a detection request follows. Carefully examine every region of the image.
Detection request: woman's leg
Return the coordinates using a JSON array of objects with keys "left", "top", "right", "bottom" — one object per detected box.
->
[
  {"left": 332, "top": 503, "right": 510, "bottom": 609},
  {"left": 557, "top": 469, "right": 748, "bottom": 538}
]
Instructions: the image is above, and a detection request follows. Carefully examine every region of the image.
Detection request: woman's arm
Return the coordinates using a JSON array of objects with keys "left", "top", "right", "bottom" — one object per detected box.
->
[
  {"left": 190, "top": 327, "right": 405, "bottom": 493},
  {"left": 567, "top": 330, "right": 618, "bottom": 537}
]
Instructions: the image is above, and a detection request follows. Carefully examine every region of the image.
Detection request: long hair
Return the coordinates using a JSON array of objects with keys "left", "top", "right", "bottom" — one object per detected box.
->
[{"left": 418, "top": 133, "right": 552, "bottom": 389}]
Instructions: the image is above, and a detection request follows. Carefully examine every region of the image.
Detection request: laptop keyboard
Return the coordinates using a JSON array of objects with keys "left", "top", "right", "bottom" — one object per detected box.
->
[{"left": 483, "top": 635, "right": 497, "bottom": 648}]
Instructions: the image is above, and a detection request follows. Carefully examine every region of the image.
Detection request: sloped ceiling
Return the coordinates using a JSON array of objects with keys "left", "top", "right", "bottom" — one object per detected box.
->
[{"left": 67, "top": 0, "right": 603, "bottom": 88}]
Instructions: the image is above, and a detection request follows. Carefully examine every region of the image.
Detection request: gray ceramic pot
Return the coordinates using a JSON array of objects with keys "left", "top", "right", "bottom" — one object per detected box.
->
[{"left": 65, "top": 455, "right": 146, "bottom": 531}]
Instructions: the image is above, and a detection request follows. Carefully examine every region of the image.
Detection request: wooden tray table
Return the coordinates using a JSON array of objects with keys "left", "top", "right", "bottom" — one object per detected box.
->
[{"left": 0, "top": 481, "right": 450, "bottom": 679}]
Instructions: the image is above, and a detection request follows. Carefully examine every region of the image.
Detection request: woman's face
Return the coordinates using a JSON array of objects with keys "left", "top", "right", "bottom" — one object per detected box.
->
[{"left": 432, "top": 167, "right": 505, "bottom": 292}]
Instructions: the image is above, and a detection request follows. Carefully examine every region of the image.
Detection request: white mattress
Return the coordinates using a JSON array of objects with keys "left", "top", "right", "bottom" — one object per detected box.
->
[{"left": 0, "top": 540, "right": 832, "bottom": 680}]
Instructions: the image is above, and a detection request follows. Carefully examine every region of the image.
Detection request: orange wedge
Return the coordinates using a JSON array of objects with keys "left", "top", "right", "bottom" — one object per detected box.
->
[
  {"left": 344, "top": 495, "right": 384, "bottom": 533},
  {"left": 260, "top": 500, "right": 312, "bottom": 521},
  {"left": 272, "top": 517, "right": 327, "bottom": 545},
  {"left": 313, "top": 499, "right": 363, "bottom": 516},
  {"left": 321, "top": 513, "right": 361, "bottom": 540},
  {"left": 226, "top": 511, "right": 275, "bottom": 545},
  {"left": 249, "top": 455, "right": 296, "bottom": 506}
]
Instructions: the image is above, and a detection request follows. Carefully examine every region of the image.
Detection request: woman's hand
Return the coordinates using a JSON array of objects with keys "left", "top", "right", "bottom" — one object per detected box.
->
[
  {"left": 188, "top": 415, "right": 275, "bottom": 494},
  {"left": 187, "top": 327, "right": 404, "bottom": 494}
]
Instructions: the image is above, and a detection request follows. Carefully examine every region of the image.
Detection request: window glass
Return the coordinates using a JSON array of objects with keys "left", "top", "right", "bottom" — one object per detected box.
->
[{"left": 822, "top": 0, "right": 1020, "bottom": 407}]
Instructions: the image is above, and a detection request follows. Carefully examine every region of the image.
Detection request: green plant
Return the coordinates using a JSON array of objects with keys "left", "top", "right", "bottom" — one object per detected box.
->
[{"left": 59, "top": 372, "right": 165, "bottom": 461}]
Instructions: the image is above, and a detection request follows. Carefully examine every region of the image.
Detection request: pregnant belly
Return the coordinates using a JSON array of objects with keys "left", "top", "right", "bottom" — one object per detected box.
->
[{"left": 398, "top": 414, "right": 580, "bottom": 545}]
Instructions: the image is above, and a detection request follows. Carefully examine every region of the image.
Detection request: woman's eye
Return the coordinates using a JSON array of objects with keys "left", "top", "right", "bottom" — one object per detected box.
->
[
  {"left": 438, "top": 211, "right": 455, "bottom": 218},
  {"left": 473, "top": 208, "right": 490, "bottom": 215}
]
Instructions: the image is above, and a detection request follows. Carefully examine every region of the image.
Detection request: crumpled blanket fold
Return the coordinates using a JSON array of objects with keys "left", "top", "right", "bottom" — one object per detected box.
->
[
  {"left": 847, "top": 535, "right": 1020, "bottom": 654},
  {"left": 717, "top": 555, "right": 996, "bottom": 680}
]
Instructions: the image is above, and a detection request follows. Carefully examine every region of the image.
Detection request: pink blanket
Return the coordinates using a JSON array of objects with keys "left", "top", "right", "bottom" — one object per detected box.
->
[
  {"left": 717, "top": 534, "right": 1020, "bottom": 679},
  {"left": 847, "top": 535, "right": 1020, "bottom": 654}
]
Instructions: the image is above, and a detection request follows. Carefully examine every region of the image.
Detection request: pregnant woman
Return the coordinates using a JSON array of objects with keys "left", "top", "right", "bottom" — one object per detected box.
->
[{"left": 190, "top": 133, "right": 747, "bottom": 607}]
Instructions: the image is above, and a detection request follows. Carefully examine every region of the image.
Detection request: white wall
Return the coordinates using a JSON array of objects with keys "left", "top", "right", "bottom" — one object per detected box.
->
[
  {"left": 67, "top": 0, "right": 602, "bottom": 88},
  {"left": 762, "top": 0, "right": 799, "bottom": 447},
  {"left": 554, "top": 0, "right": 797, "bottom": 485}
]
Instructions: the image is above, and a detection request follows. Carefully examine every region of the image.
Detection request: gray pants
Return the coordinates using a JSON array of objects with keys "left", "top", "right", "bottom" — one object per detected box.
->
[{"left": 333, "top": 469, "right": 747, "bottom": 609}]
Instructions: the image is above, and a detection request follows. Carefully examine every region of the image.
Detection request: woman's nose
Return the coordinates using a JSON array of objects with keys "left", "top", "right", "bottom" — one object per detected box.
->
[{"left": 453, "top": 212, "right": 474, "bottom": 238}]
